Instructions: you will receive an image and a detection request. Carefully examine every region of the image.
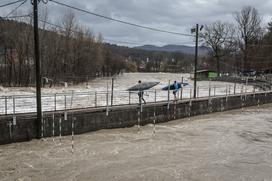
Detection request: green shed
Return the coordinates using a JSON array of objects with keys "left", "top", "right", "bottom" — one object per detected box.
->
[{"left": 191, "top": 70, "right": 218, "bottom": 80}]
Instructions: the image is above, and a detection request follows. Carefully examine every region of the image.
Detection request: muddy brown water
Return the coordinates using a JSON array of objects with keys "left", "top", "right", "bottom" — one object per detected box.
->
[{"left": 1, "top": 104, "right": 272, "bottom": 181}]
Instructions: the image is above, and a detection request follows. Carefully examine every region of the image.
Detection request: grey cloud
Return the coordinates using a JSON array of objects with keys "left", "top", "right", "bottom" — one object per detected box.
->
[{"left": 1, "top": 0, "right": 272, "bottom": 46}]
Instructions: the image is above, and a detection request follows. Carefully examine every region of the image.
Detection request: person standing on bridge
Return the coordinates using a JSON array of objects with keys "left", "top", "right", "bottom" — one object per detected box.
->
[
  {"left": 173, "top": 80, "right": 179, "bottom": 100},
  {"left": 138, "top": 80, "right": 146, "bottom": 104}
]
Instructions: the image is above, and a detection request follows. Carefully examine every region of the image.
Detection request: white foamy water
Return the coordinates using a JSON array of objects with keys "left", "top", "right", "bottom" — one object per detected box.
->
[
  {"left": 0, "top": 104, "right": 272, "bottom": 180},
  {"left": 0, "top": 73, "right": 255, "bottom": 114}
]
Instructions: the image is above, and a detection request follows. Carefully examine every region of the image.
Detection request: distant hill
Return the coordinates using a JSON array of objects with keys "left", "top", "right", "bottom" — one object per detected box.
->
[{"left": 134, "top": 44, "right": 210, "bottom": 55}]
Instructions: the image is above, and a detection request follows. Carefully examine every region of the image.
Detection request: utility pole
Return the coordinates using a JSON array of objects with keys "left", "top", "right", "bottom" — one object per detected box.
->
[
  {"left": 193, "top": 24, "right": 199, "bottom": 98},
  {"left": 33, "top": 0, "right": 42, "bottom": 138}
]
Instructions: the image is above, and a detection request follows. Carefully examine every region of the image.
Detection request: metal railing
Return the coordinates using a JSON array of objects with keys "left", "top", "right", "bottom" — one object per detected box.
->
[{"left": 0, "top": 82, "right": 269, "bottom": 115}]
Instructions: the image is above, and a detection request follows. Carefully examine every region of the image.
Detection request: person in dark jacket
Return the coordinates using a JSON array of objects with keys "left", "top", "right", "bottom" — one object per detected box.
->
[
  {"left": 173, "top": 80, "right": 179, "bottom": 100},
  {"left": 138, "top": 80, "right": 146, "bottom": 104}
]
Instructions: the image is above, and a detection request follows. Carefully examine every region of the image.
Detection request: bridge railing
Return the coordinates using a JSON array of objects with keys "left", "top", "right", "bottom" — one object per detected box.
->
[{"left": 0, "top": 82, "right": 270, "bottom": 115}]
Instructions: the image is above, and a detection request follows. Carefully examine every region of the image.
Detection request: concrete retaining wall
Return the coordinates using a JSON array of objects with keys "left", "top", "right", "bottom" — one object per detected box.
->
[{"left": 1, "top": 91, "right": 272, "bottom": 145}]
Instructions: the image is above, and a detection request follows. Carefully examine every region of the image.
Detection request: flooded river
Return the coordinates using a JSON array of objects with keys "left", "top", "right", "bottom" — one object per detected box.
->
[
  {"left": 0, "top": 73, "right": 254, "bottom": 114},
  {"left": 1, "top": 104, "right": 272, "bottom": 181}
]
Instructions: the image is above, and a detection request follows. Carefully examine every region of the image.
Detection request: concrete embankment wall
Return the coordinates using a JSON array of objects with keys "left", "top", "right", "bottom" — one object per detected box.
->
[{"left": 1, "top": 91, "right": 272, "bottom": 145}]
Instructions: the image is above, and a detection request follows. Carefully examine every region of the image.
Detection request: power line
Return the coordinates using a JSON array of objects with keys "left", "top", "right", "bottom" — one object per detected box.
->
[
  {"left": 6, "top": 16, "right": 145, "bottom": 46},
  {"left": 35, "top": 18, "right": 193, "bottom": 46},
  {"left": 5, "top": 0, "right": 27, "bottom": 17},
  {"left": 48, "top": 0, "right": 194, "bottom": 37},
  {"left": 1, "top": 14, "right": 30, "bottom": 19},
  {"left": 0, "top": 0, "right": 24, "bottom": 8},
  {"left": 3, "top": 14, "right": 195, "bottom": 47},
  {"left": 103, "top": 38, "right": 142, "bottom": 46}
]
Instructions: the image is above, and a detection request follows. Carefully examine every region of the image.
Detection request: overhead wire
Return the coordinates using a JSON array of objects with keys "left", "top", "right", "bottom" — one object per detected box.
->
[
  {"left": 5, "top": 0, "right": 27, "bottom": 17},
  {"left": 0, "top": 0, "right": 25, "bottom": 8},
  {"left": 48, "top": 0, "right": 194, "bottom": 37},
  {"left": 25, "top": 15, "right": 192, "bottom": 46}
]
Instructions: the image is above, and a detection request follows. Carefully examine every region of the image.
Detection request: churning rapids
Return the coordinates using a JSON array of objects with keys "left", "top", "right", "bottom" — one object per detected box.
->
[{"left": 1, "top": 104, "right": 272, "bottom": 181}]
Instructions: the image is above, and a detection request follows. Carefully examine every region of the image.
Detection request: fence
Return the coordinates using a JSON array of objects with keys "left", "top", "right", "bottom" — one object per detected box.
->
[{"left": 1, "top": 80, "right": 267, "bottom": 116}]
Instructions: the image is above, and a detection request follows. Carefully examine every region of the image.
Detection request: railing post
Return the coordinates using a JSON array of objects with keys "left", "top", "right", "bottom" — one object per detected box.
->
[
  {"left": 111, "top": 78, "right": 114, "bottom": 106},
  {"left": 70, "top": 90, "right": 74, "bottom": 109},
  {"left": 64, "top": 95, "right": 67, "bottom": 110},
  {"left": 214, "top": 86, "right": 216, "bottom": 96},
  {"left": 245, "top": 77, "right": 248, "bottom": 93},
  {"left": 54, "top": 93, "right": 57, "bottom": 111},
  {"left": 106, "top": 82, "right": 109, "bottom": 116},
  {"left": 128, "top": 91, "right": 131, "bottom": 105},
  {"left": 94, "top": 91, "right": 97, "bottom": 107},
  {"left": 5, "top": 96, "right": 7, "bottom": 115},
  {"left": 228, "top": 85, "right": 231, "bottom": 94},
  {"left": 64, "top": 95, "right": 67, "bottom": 121},
  {"left": 154, "top": 90, "right": 157, "bottom": 103},
  {"left": 197, "top": 86, "right": 199, "bottom": 98},
  {"left": 13, "top": 96, "right": 15, "bottom": 115},
  {"left": 167, "top": 80, "right": 170, "bottom": 109},
  {"left": 12, "top": 96, "right": 16, "bottom": 125},
  {"left": 71, "top": 116, "right": 75, "bottom": 153},
  {"left": 41, "top": 115, "right": 44, "bottom": 138},
  {"left": 234, "top": 83, "right": 236, "bottom": 95},
  {"left": 180, "top": 77, "right": 184, "bottom": 100},
  {"left": 52, "top": 114, "right": 55, "bottom": 142},
  {"left": 208, "top": 79, "right": 211, "bottom": 98},
  {"left": 59, "top": 116, "right": 62, "bottom": 143}
]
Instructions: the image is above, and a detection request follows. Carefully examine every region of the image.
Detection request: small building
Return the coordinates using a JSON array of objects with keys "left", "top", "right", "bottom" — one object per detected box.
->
[{"left": 191, "top": 70, "right": 218, "bottom": 80}]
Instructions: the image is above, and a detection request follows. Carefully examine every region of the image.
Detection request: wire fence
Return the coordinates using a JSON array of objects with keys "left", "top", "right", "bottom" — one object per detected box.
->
[{"left": 0, "top": 82, "right": 268, "bottom": 115}]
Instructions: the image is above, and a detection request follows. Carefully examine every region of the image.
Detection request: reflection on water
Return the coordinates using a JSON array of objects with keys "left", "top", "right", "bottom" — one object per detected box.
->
[{"left": 1, "top": 104, "right": 272, "bottom": 181}]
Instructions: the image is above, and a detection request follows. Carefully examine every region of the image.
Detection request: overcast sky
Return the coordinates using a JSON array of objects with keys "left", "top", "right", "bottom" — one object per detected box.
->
[{"left": 1, "top": 0, "right": 272, "bottom": 47}]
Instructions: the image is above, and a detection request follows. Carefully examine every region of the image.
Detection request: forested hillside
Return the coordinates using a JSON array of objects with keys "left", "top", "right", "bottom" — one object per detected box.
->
[{"left": 0, "top": 15, "right": 193, "bottom": 86}]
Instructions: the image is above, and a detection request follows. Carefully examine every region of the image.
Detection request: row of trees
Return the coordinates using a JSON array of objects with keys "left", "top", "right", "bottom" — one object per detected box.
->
[
  {"left": 202, "top": 6, "right": 272, "bottom": 74},
  {"left": 0, "top": 11, "right": 193, "bottom": 86},
  {"left": 0, "top": 12, "right": 123, "bottom": 86}
]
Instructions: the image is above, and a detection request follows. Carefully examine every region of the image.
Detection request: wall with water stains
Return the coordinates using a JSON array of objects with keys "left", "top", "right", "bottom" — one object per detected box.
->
[{"left": 1, "top": 91, "right": 272, "bottom": 145}]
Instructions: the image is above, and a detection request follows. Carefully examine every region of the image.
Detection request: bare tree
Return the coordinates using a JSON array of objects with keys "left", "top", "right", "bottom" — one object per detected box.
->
[
  {"left": 202, "top": 21, "right": 236, "bottom": 74},
  {"left": 235, "top": 6, "right": 262, "bottom": 72}
]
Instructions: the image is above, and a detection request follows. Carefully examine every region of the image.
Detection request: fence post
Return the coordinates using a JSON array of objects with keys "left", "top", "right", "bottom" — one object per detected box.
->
[
  {"left": 234, "top": 83, "right": 236, "bottom": 95},
  {"left": 197, "top": 86, "right": 199, "bottom": 98},
  {"left": 214, "top": 86, "right": 216, "bottom": 96}
]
